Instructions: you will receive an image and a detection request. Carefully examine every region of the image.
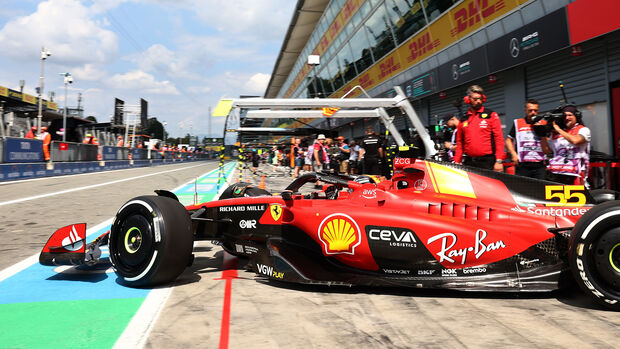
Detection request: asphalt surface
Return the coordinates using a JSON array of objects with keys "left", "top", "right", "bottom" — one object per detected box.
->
[{"left": 1, "top": 161, "right": 619, "bottom": 348}]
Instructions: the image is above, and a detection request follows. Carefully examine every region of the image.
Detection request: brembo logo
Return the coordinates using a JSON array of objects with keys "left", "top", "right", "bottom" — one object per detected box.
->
[{"left": 317, "top": 213, "right": 361, "bottom": 255}]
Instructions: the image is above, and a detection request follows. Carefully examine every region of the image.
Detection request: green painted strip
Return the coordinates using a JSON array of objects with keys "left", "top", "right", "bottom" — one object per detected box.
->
[{"left": 0, "top": 298, "right": 144, "bottom": 348}]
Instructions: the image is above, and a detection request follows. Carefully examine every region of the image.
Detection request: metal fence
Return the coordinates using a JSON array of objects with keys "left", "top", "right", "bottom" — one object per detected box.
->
[{"left": 1, "top": 137, "right": 212, "bottom": 163}]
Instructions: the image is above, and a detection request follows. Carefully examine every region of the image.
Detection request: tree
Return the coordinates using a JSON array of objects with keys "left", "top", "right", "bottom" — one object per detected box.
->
[
  {"left": 85, "top": 115, "right": 97, "bottom": 123},
  {"left": 145, "top": 117, "right": 165, "bottom": 139}
]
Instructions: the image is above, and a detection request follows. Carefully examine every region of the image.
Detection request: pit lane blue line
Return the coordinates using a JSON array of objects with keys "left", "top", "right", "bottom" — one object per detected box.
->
[{"left": 0, "top": 161, "right": 236, "bottom": 305}]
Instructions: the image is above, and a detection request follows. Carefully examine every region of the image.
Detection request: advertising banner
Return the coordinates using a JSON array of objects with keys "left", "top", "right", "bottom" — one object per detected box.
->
[
  {"left": 567, "top": 0, "right": 620, "bottom": 45},
  {"left": 437, "top": 46, "right": 488, "bottom": 91},
  {"left": 405, "top": 71, "right": 437, "bottom": 99},
  {"left": 102, "top": 146, "right": 117, "bottom": 160},
  {"left": 4, "top": 137, "right": 43, "bottom": 163},
  {"left": 486, "top": 8, "right": 570, "bottom": 73}
]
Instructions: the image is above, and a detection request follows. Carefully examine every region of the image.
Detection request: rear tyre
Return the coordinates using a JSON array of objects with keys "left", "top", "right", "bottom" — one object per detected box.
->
[
  {"left": 219, "top": 182, "right": 270, "bottom": 199},
  {"left": 569, "top": 201, "right": 620, "bottom": 310},
  {"left": 109, "top": 196, "right": 193, "bottom": 287}
]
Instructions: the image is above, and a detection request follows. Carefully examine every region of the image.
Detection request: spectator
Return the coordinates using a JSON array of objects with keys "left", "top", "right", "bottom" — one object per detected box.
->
[
  {"left": 117, "top": 136, "right": 124, "bottom": 147},
  {"left": 546, "top": 105, "right": 591, "bottom": 186},
  {"left": 25, "top": 126, "right": 37, "bottom": 139},
  {"left": 454, "top": 85, "right": 505, "bottom": 171},
  {"left": 505, "top": 99, "right": 549, "bottom": 179},
  {"left": 83, "top": 133, "right": 94, "bottom": 144},
  {"left": 38, "top": 126, "right": 51, "bottom": 161},
  {"left": 312, "top": 134, "right": 328, "bottom": 172},
  {"left": 293, "top": 138, "right": 304, "bottom": 178},
  {"left": 441, "top": 113, "right": 459, "bottom": 162},
  {"left": 336, "top": 136, "right": 350, "bottom": 174},
  {"left": 348, "top": 140, "right": 360, "bottom": 174},
  {"left": 360, "top": 127, "right": 383, "bottom": 175}
]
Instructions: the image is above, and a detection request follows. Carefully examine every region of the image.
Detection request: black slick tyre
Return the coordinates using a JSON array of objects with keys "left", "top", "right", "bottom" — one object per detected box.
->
[
  {"left": 109, "top": 195, "right": 193, "bottom": 287},
  {"left": 569, "top": 201, "right": 620, "bottom": 310}
]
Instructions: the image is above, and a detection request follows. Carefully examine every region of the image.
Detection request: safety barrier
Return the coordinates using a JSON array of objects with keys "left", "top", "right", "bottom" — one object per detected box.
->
[
  {"left": 50, "top": 141, "right": 99, "bottom": 162},
  {"left": 2, "top": 137, "right": 43, "bottom": 163}
]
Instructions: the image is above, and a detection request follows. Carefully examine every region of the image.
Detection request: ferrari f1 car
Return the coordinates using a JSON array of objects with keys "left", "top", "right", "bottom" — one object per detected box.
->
[
  {"left": 40, "top": 89, "right": 620, "bottom": 310},
  {"left": 41, "top": 151, "right": 620, "bottom": 310}
]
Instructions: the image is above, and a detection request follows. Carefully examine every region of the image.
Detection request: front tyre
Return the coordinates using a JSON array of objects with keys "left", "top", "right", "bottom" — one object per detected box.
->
[
  {"left": 569, "top": 201, "right": 620, "bottom": 310},
  {"left": 109, "top": 196, "right": 193, "bottom": 287}
]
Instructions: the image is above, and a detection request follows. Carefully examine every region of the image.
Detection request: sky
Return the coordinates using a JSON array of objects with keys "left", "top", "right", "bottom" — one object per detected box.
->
[{"left": 0, "top": 0, "right": 297, "bottom": 139}]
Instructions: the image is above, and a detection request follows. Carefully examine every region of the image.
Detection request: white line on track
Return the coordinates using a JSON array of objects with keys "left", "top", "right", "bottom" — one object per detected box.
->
[
  {"left": 113, "top": 165, "right": 234, "bottom": 349},
  {"left": 0, "top": 163, "right": 236, "bottom": 349},
  {"left": 0, "top": 163, "right": 206, "bottom": 207},
  {"left": 0, "top": 218, "right": 114, "bottom": 283},
  {"left": 0, "top": 161, "right": 214, "bottom": 186}
]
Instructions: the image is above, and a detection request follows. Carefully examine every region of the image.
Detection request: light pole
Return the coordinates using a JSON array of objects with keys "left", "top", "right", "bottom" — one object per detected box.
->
[
  {"left": 60, "top": 72, "right": 73, "bottom": 142},
  {"left": 308, "top": 54, "right": 320, "bottom": 98},
  {"left": 38, "top": 47, "right": 51, "bottom": 132},
  {"left": 162, "top": 121, "right": 167, "bottom": 146}
]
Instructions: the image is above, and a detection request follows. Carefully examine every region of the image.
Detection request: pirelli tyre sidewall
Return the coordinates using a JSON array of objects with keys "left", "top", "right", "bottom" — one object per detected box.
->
[
  {"left": 569, "top": 201, "right": 620, "bottom": 310},
  {"left": 109, "top": 195, "right": 193, "bottom": 287}
]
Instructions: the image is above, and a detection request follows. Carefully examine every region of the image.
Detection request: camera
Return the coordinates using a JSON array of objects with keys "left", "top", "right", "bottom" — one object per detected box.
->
[{"left": 531, "top": 107, "right": 567, "bottom": 134}]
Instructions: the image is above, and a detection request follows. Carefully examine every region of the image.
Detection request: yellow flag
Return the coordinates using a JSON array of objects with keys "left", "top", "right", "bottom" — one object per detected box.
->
[{"left": 213, "top": 99, "right": 234, "bottom": 117}]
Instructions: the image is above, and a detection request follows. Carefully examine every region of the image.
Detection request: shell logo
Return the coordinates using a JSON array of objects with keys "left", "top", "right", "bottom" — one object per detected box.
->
[{"left": 317, "top": 213, "right": 361, "bottom": 255}]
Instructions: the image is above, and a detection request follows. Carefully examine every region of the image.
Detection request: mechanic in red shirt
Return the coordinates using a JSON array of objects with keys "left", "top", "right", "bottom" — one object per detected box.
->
[{"left": 454, "top": 85, "right": 505, "bottom": 172}]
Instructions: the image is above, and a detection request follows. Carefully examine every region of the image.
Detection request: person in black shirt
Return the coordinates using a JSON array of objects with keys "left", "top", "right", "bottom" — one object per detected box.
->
[{"left": 360, "top": 127, "right": 384, "bottom": 175}]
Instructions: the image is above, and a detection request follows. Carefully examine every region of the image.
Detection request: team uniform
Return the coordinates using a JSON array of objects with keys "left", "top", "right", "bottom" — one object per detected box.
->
[
  {"left": 454, "top": 106, "right": 505, "bottom": 170},
  {"left": 361, "top": 134, "right": 382, "bottom": 175},
  {"left": 547, "top": 124, "right": 590, "bottom": 185},
  {"left": 508, "top": 118, "right": 547, "bottom": 179}
]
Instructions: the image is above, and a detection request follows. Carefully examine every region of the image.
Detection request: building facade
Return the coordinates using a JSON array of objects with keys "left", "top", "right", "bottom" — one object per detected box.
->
[{"left": 265, "top": 0, "right": 620, "bottom": 158}]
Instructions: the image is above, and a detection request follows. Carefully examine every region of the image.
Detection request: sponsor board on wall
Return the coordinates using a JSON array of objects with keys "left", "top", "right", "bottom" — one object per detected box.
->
[
  {"left": 437, "top": 46, "right": 488, "bottom": 91},
  {"left": 486, "top": 8, "right": 570, "bottom": 73}
]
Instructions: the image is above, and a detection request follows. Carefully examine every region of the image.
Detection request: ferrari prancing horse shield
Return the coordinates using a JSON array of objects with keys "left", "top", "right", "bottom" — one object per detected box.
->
[{"left": 270, "top": 204, "right": 282, "bottom": 221}]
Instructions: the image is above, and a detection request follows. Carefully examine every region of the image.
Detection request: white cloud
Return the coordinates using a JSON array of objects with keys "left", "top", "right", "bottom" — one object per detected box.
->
[
  {"left": 191, "top": 0, "right": 293, "bottom": 42},
  {"left": 245, "top": 73, "right": 270, "bottom": 94},
  {"left": 72, "top": 64, "right": 107, "bottom": 81},
  {"left": 107, "top": 70, "right": 180, "bottom": 95},
  {"left": 0, "top": 0, "right": 118, "bottom": 65}
]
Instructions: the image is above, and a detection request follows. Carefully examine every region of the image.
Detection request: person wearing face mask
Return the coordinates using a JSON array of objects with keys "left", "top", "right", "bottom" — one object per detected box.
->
[{"left": 546, "top": 105, "right": 591, "bottom": 186}]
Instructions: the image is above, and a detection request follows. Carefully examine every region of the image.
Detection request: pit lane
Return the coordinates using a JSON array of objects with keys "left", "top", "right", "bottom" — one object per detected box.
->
[{"left": 1, "top": 161, "right": 618, "bottom": 348}]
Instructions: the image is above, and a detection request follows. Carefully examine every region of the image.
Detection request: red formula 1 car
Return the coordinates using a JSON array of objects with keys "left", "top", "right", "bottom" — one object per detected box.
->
[{"left": 40, "top": 151, "right": 620, "bottom": 310}]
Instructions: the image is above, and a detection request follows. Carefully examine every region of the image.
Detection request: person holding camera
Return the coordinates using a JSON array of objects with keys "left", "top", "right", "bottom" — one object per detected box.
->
[
  {"left": 546, "top": 105, "right": 590, "bottom": 186},
  {"left": 454, "top": 85, "right": 505, "bottom": 171},
  {"left": 505, "top": 99, "right": 549, "bottom": 179}
]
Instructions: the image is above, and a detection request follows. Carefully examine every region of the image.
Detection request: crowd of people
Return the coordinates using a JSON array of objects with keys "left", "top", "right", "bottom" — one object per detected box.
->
[
  {"left": 254, "top": 83, "right": 592, "bottom": 188},
  {"left": 441, "top": 84, "right": 591, "bottom": 186}
]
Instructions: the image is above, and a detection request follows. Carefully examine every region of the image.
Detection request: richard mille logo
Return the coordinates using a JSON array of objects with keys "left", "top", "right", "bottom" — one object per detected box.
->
[{"left": 509, "top": 38, "right": 520, "bottom": 58}]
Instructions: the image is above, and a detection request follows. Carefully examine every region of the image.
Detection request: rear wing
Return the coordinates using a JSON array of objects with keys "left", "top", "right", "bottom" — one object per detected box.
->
[{"left": 213, "top": 86, "right": 436, "bottom": 158}]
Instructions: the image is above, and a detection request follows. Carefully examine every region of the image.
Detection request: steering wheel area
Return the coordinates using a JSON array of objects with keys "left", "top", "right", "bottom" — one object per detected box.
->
[{"left": 283, "top": 172, "right": 364, "bottom": 200}]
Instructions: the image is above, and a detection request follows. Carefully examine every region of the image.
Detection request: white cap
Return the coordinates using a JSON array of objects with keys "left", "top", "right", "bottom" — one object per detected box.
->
[{"left": 317, "top": 134, "right": 326, "bottom": 140}]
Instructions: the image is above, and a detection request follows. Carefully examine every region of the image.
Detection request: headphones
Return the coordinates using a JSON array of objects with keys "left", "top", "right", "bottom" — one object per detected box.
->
[{"left": 464, "top": 94, "right": 486, "bottom": 104}]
